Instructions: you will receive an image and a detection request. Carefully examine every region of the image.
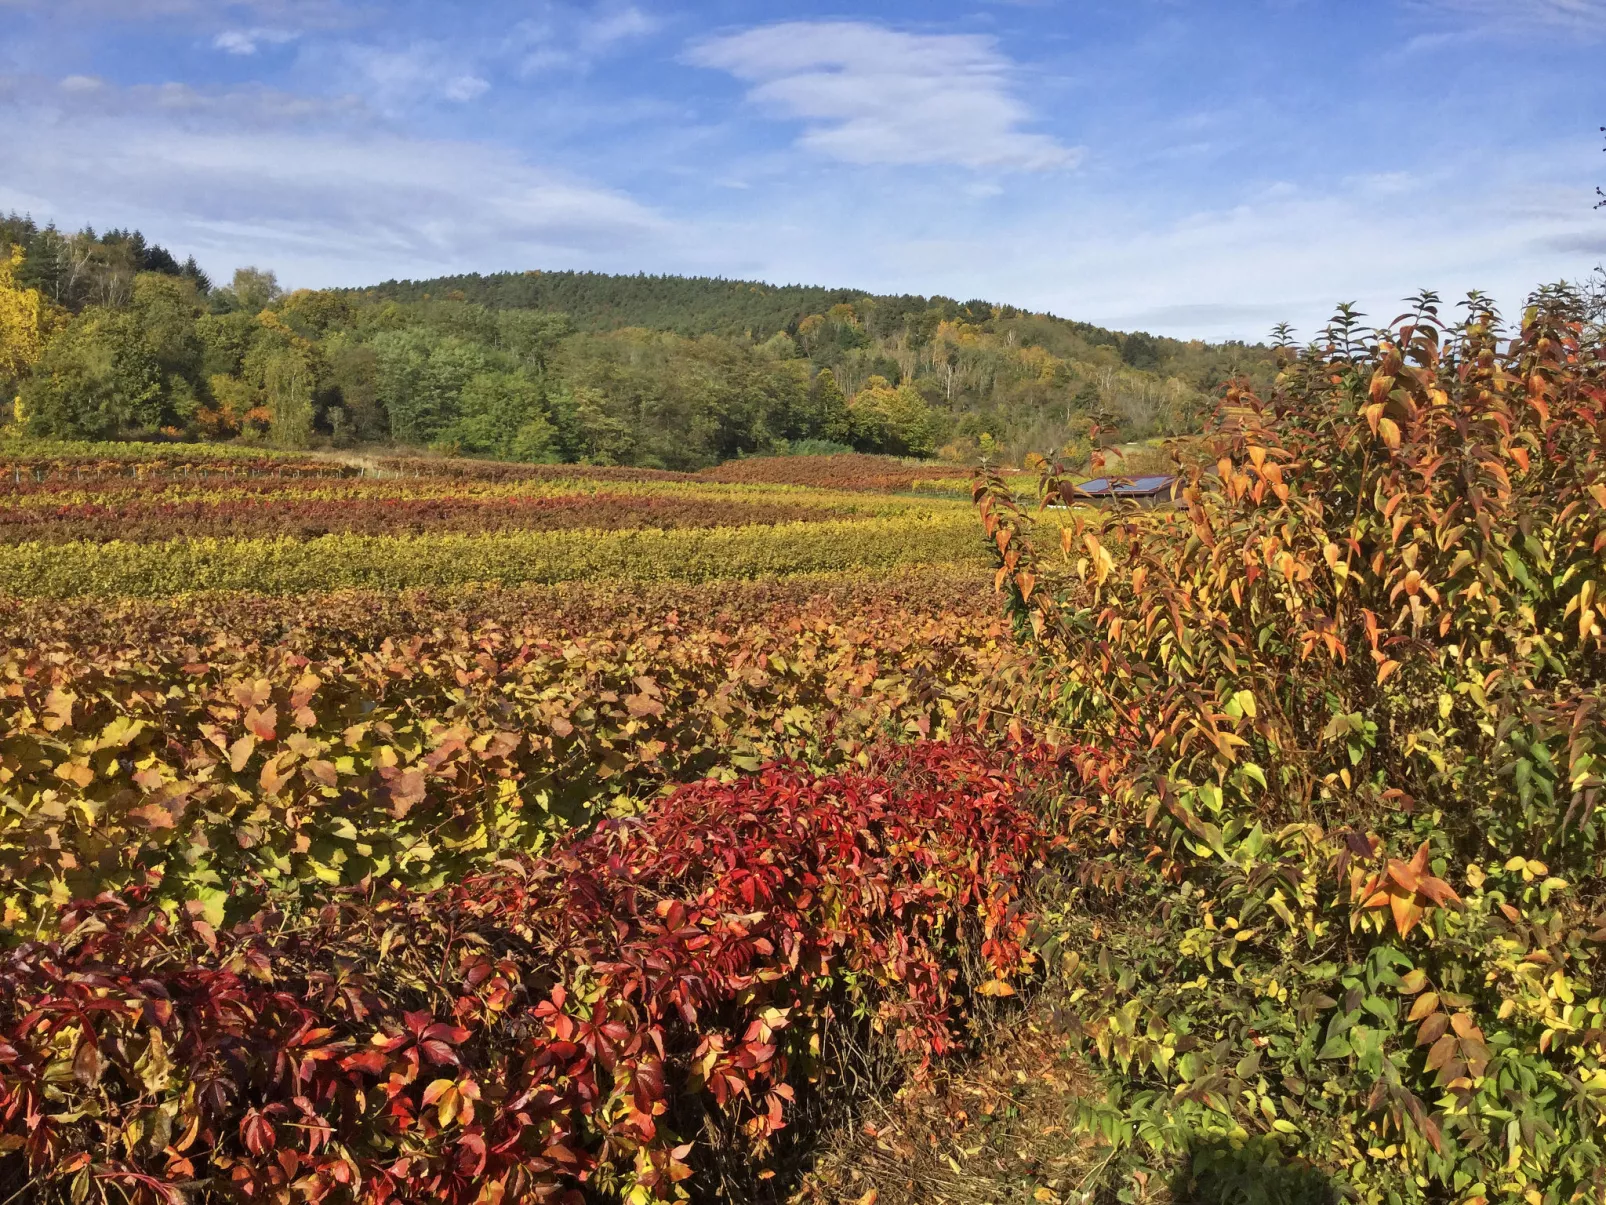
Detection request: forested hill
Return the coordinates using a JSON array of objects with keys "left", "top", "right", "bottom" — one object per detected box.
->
[
  {"left": 360, "top": 272, "right": 866, "bottom": 340},
  {"left": 2, "top": 212, "right": 1276, "bottom": 469},
  {"left": 357, "top": 270, "right": 1182, "bottom": 369}
]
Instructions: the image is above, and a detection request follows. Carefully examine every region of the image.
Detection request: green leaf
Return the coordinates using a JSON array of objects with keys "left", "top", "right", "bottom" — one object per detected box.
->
[{"left": 1316, "top": 1034, "right": 1353, "bottom": 1061}]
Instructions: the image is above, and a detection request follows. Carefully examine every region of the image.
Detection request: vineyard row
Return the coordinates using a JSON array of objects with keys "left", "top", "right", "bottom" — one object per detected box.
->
[
  {"left": 0, "top": 512, "right": 996, "bottom": 596},
  {"left": 0, "top": 571, "right": 1030, "bottom": 933}
]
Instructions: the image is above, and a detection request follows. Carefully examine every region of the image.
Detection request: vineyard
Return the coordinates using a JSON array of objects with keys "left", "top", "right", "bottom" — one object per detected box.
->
[
  {"left": 7, "top": 284, "right": 1606, "bottom": 1205},
  {"left": 0, "top": 453, "right": 986, "bottom": 597},
  {"left": 0, "top": 449, "right": 1068, "bottom": 1205}
]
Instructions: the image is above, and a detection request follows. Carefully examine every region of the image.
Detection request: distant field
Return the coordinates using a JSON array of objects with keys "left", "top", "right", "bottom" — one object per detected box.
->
[
  {"left": 0, "top": 447, "right": 1004, "bottom": 596},
  {"left": 0, "top": 447, "right": 1038, "bottom": 916}
]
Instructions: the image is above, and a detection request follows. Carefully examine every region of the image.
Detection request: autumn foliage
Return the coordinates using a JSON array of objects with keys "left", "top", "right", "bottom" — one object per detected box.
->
[
  {"left": 0, "top": 572, "right": 1028, "bottom": 936},
  {"left": 976, "top": 292, "right": 1606, "bottom": 1202},
  {"left": 0, "top": 453, "right": 994, "bottom": 597},
  {"left": 0, "top": 742, "right": 1056, "bottom": 1205},
  {"left": 698, "top": 453, "right": 970, "bottom": 493},
  {"left": 0, "top": 491, "right": 872, "bottom": 545},
  {"left": 0, "top": 429, "right": 1057, "bottom": 1204}
]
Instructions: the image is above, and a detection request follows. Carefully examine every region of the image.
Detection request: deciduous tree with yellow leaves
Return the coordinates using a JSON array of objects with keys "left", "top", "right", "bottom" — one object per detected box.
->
[{"left": 0, "top": 245, "right": 64, "bottom": 418}]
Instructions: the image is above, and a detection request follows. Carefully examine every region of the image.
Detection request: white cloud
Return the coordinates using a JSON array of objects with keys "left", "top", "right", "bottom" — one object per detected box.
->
[
  {"left": 686, "top": 21, "right": 1080, "bottom": 172},
  {"left": 1418, "top": 0, "right": 1606, "bottom": 33},
  {"left": 45, "top": 75, "right": 356, "bottom": 124},
  {"left": 633, "top": 126, "right": 1605, "bottom": 345},
  {"left": 336, "top": 43, "right": 492, "bottom": 107},
  {"left": 1347, "top": 170, "right": 1418, "bottom": 196},
  {"left": 515, "top": 2, "right": 659, "bottom": 75},
  {"left": 1, "top": 78, "right": 669, "bottom": 287},
  {"left": 442, "top": 74, "right": 491, "bottom": 101},
  {"left": 581, "top": 5, "right": 657, "bottom": 51},
  {"left": 0, "top": 0, "right": 342, "bottom": 19},
  {"left": 214, "top": 27, "right": 300, "bottom": 55}
]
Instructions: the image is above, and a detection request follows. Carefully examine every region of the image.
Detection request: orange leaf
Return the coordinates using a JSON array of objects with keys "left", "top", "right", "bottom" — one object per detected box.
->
[
  {"left": 246, "top": 705, "right": 277, "bottom": 742},
  {"left": 1416, "top": 1012, "right": 1450, "bottom": 1046},
  {"left": 1387, "top": 859, "right": 1421, "bottom": 894},
  {"left": 1424, "top": 1032, "right": 1457, "bottom": 1072},
  {"left": 1416, "top": 875, "right": 1462, "bottom": 908},
  {"left": 1407, "top": 992, "right": 1440, "bottom": 1022},
  {"left": 228, "top": 734, "right": 256, "bottom": 773},
  {"left": 1390, "top": 890, "right": 1425, "bottom": 937},
  {"left": 1407, "top": 840, "right": 1432, "bottom": 877}
]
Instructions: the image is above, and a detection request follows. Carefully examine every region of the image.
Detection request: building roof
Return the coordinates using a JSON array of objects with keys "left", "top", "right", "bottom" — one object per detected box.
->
[{"left": 1071, "top": 474, "right": 1179, "bottom": 498}]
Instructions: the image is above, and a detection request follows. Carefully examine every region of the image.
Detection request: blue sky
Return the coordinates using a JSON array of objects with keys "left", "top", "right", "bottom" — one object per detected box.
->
[{"left": 2, "top": 0, "right": 1603, "bottom": 340}]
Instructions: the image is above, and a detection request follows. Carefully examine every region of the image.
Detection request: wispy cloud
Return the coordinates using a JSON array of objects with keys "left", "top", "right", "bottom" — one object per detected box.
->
[
  {"left": 516, "top": 2, "right": 660, "bottom": 75},
  {"left": 581, "top": 5, "right": 656, "bottom": 52},
  {"left": 0, "top": 0, "right": 342, "bottom": 19},
  {"left": 41, "top": 72, "right": 360, "bottom": 125},
  {"left": 214, "top": 27, "right": 300, "bottom": 55},
  {"left": 1, "top": 75, "right": 667, "bottom": 284},
  {"left": 686, "top": 21, "right": 1081, "bottom": 172},
  {"left": 333, "top": 43, "right": 491, "bottom": 107},
  {"left": 1417, "top": 0, "right": 1606, "bottom": 33}
]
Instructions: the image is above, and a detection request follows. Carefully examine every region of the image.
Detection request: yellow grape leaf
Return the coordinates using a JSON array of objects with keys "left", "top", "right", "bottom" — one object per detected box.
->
[{"left": 1083, "top": 534, "right": 1114, "bottom": 587}]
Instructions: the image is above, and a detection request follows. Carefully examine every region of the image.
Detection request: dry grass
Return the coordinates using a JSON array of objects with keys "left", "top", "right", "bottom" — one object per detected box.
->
[{"left": 792, "top": 1005, "right": 1112, "bottom": 1205}]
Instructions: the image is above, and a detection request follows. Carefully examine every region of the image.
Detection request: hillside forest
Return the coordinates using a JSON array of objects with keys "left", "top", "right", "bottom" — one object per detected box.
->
[{"left": 0, "top": 214, "right": 1273, "bottom": 469}]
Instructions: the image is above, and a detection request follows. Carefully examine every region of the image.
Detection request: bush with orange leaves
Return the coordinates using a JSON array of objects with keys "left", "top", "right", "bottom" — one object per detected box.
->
[{"left": 975, "top": 289, "right": 1606, "bottom": 1203}]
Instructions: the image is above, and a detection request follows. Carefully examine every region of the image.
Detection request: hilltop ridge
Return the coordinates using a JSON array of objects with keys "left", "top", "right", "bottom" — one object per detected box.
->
[{"left": 2, "top": 214, "right": 1274, "bottom": 467}]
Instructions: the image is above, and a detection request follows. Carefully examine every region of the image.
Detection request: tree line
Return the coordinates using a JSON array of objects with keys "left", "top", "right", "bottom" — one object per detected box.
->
[{"left": 0, "top": 215, "right": 1275, "bottom": 468}]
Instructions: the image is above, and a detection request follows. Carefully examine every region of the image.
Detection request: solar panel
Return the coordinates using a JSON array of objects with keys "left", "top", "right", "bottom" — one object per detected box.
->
[{"left": 1071, "top": 474, "right": 1177, "bottom": 497}]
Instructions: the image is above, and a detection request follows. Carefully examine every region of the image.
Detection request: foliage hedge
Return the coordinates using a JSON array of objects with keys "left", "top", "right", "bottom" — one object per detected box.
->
[
  {"left": 0, "top": 441, "right": 341, "bottom": 468},
  {"left": 370, "top": 457, "right": 695, "bottom": 484},
  {"left": 0, "top": 572, "right": 1029, "bottom": 937},
  {"left": 977, "top": 294, "right": 1606, "bottom": 1202},
  {"left": 696, "top": 453, "right": 972, "bottom": 493},
  {"left": 0, "top": 741, "right": 1058, "bottom": 1205},
  {"left": 0, "top": 477, "right": 947, "bottom": 510},
  {"left": 0, "top": 493, "right": 881, "bottom": 545},
  {"left": 0, "top": 477, "right": 956, "bottom": 545},
  {"left": 0, "top": 512, "right": 989, "bottom": 597}
]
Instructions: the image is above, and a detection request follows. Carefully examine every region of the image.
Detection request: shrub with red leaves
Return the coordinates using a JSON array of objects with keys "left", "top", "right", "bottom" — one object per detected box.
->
[
  {"left": 696, "top": 454, "right": 970, "bottom": 493},
  {"left": 0, "top": 742, "right": 1062, "bottom": 1205},
  {"left": 0, "top": 493, "right": 858, "bottom": 545}
]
